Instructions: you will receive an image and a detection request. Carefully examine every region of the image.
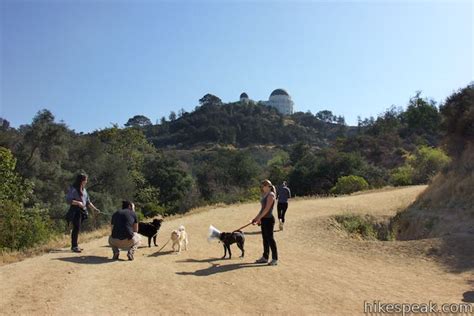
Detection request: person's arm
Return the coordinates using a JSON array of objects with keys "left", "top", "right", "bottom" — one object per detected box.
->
[
  {"left": 252, "top": 193, "right": 275, "bottom": 224},
  {"left": 287, "top": 188, "right": 291, "bottom": 199},
  {"left": 71, "top": 200, "right": 85, "bottom": 208},
  {"left": 85, "top": 190, "right": 100, "bottom": 212},
  {"left": 132, "top": 212, "right": 138, "bottom": 233},
  {"left": 88, "top": 201, "right": 100, "bottom": 213},
  {"left": 67, "top": 188, "right": 85, "bottom": 208},
  {"left": 110, "top": 213, "right": 115, "bottom": 234}
]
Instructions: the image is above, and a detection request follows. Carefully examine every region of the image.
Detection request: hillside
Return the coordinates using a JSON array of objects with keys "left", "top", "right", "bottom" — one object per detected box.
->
[
  {"left": 393, "top": 84, "right": 473, "bottom": 240},
  {"left": 1, "top": 186, "right": 472, "bottom": 315},
  {"left": 143, "top": 100, "right": 349, "bottom": 148},
  {"left": 394, "top": 144, "right": 473, "bottom": 240}
]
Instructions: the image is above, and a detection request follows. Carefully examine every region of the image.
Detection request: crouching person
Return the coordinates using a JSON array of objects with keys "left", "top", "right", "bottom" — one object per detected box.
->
[{"left": 109, "top": 201, "right": 141, "bottom": 261}]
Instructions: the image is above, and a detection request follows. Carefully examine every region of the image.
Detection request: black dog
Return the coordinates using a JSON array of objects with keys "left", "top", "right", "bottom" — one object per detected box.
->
[
  {"left": 138, "top": 218, "right": 163, "bottom": 247},
  {"left": 219, "top": 231, "right": 245, "bottom": 259}
]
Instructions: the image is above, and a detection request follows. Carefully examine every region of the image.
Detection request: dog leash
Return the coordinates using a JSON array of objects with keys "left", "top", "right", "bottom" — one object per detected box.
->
[
  {"left": 232, "top": 221, "right": 253, "bottom": 232},
  {"left": 155, "top": 238, "right": 171, "bottom": 253}
]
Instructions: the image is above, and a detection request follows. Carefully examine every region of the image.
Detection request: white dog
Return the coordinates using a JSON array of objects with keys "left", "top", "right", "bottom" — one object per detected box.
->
[{"left": 171, "top": 225, "right": 188, "bottom": 253}]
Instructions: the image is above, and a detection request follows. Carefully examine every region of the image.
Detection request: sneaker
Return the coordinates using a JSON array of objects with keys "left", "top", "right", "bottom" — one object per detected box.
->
[
  {"left": 71, "top": 247, "right": 82, "bottom": 253},
  {"left": 112, "top": 253, "right": 119, "bottom": 260},
  {"left": 279, "top": 222, "right": 284, "bottom": 231},
  {"left": 268, "top": 259, "right": 278, "bottom": 266},
  {"left": 127, "top": 252, "right": 134, "bottom": 261},
  {"left": 255, "top": 257, "right": 268, "bottom": 264}
]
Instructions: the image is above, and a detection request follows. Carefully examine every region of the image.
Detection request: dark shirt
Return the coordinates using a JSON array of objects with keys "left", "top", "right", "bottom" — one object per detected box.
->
[
  {"left": 277, "top": 186, "right": 291, "bottom": 203},
  {"left": 111, "top": 208, "right": 138, "bottom": 240}
]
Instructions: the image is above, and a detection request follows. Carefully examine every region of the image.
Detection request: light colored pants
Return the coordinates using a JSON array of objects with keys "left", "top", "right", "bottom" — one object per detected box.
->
[{"left": 108, "top": 233, "right": 141, "bottom": 255}]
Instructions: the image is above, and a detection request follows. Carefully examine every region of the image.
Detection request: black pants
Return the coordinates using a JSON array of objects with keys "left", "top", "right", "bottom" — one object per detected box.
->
[
  {"left": 277, "top": 202, "right": 288, "bottom": 222},
  {"left": 261, "top": 217, "right": 278, "bottom": 260},
  {"left": 71, "top": 208, "right": 83, "bottom": 248}
]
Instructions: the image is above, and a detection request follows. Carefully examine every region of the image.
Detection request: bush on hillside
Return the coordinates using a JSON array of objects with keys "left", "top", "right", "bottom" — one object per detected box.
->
[
  {"left": 390, "top": 165, "right": 414, "bottom": 186},
  {"left": 0, "top": 201, "right": 53, "bottom": 250},
  {"left": 330, "top": 175, "right": 369, "bottom": 195},
  {"left": 390, "top": 146, "right": 450, "bottom": 185}
]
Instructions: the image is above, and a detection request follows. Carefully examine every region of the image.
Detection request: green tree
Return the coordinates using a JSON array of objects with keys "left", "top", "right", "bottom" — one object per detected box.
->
[
  {"left": 316, "top": 110, "right": 335, "bottom": 123},
  {"left": 289, "top": 142, "right": 310, "bottom": 165},
  {"left": 199, "top": 93, "right": 222, "bottom": 107},
  {"left": 169, "top": 111, "right": 177, "bottom": 121},
  {"left": 0, "top": 148, "right": 52, "bottom": 250},
  {"left": 15, "top": 110, "right": 72, "bottom": 208},
  {"left": 400, "top": 92, "right": 441, "bottom": 144},
  {"left": 125, "top": 115, "right": 152, "bottom": 127},
  {"left": 144, "top": 154, "right": 192, "bottom": 212},
  {"left": 0, "top": 147, "right": 30, "bottom": 203},
  {"left": 439, "top": 83, "right": 474, "bottom": 157}
]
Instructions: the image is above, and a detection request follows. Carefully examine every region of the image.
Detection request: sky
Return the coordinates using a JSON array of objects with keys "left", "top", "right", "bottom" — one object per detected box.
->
[{"left": 1, "top": 0, "right": 473, "bottom": 132}]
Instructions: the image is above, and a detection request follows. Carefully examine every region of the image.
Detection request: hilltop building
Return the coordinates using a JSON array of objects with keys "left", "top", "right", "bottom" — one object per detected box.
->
[{"left": 238, "top": 89, "right": 294, "bottom": 115}]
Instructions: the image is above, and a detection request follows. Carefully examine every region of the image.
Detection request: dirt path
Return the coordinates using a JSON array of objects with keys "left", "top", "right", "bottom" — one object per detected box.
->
[{"left": 0, "top": 186, "right": 472, "bottom": 315}]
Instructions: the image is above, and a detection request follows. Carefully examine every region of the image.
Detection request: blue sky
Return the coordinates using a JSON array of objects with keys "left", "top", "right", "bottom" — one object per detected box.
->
[{"left": 1, "top": 0, "right": 472, "bottom": 132}]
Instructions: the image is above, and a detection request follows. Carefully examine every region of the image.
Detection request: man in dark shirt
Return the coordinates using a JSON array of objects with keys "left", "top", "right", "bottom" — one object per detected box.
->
[{"left": 108, "top": 201, "right": 141, "bottom": 261}]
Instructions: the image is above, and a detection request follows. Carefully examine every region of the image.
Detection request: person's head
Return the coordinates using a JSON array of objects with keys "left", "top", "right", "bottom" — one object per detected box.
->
[
  {"left": 72, "top": 173, "right": 88, "bottom": 192},
  {"left": 122, "top": 200, "right": 134, "bottom": 211},
  {"left": 261, "top": 179, "right": 275, "bottom": 194},
  {"left": 282, "top": 181, "right": 287, "bottom": 187}
]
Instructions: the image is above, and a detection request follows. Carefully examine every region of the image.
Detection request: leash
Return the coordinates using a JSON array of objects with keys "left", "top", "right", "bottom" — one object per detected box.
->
[
  {"left": 232, "top": 221, "right": 253, "bottom": 232},
  {"left": 156, "top": 238, "right": 171, "bottom": 253}
]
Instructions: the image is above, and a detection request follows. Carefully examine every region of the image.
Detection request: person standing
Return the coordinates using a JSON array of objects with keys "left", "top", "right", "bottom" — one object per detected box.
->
[
  {"left": 252, "top": 179, "right": 278, "bottom": 266},
  {"left": 277, "top": 181, "right": 291, "bottom": 231},
  {"left": 66, "top": 173, "right": 100, "bottom": 253},
  {"left": 108, "top": 201, "right": 141, "bottom": 261}
]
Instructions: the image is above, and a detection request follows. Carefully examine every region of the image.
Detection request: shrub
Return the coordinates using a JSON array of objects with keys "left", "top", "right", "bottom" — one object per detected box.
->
[
  {"left": 334, "top": 214, "right": 377, "bottom": 239},
  {"left": 135, "top": 210, "right": 145, "bottom": 222},
  {"left": 408, "top": 146, "right": 450, "bottom": 183},
  {"left": 390, "top": 165, "right": 414, "bottom": 186},
  {"left": 334, "top": 214, "right": 393, "bottom": 241},
  {"left": 390, "top": 146, "right": 450, "bottom": 185},
  {"left": 139, "top": 202, "right": 166, "bottom": 218},
  {"left": 0, "top": 201, "right": 53, "bottom": 250},
  {"left": 330, "top": 175, "right": 369, "bottom": 194}
]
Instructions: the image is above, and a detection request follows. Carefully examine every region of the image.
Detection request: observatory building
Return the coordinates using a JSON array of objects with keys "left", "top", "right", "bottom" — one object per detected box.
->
[{"left": 238, "top": 89, "right": 294, "bottom": 115}]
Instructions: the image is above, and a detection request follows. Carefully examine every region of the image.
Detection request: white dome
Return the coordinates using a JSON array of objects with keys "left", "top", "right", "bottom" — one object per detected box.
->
[{"left": 267, "top": 89, "right": 294, "bottom": 115}]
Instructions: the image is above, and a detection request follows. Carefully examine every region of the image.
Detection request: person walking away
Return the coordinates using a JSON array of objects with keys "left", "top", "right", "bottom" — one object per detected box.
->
[{"left": 277, "top": 181, "right": 291, "bottom": 231}]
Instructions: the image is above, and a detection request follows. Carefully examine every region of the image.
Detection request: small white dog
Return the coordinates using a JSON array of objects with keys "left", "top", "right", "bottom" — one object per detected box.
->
[{"left": 171, "top": 225, "right": 188, "bottom": 253}]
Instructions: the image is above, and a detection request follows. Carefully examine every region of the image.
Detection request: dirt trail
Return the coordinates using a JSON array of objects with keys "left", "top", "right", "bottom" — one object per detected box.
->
[{"left": 0, "top": 186, "right": 472, "bottom": 315}]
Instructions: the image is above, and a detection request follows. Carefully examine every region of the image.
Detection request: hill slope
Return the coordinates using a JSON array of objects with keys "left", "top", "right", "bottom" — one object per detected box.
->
[
  {"left": 143, "top": 102, "right": 348, "bottom": 148},
  {"left": 0, "top": 186, "right": 471, "bottom": 315},
  {"left": 394, "top": 144, "right": 474, "bottom": 240}
]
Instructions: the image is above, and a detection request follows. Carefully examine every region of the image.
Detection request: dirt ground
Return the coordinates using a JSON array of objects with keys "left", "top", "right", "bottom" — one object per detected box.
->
[{"left": 0, "top": 186, "right": 472, "bottom": 315}]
